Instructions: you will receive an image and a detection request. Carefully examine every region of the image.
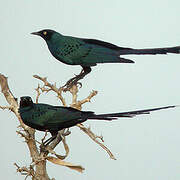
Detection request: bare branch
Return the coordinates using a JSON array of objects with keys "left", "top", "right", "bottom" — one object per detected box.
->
[
  {"left": 0, "top": 105, "right": 12, "bottom": 110},
  {"left": 35, "top": 84, "right": 41, "bottom": 103},
  {"left": 16, "top": 130, "right": 29, "bottom": 140},
  {"left": 69, "top": 85, "right": 78, "bottom": 105},
  {"left": 46, "top": 156, "right": 85, "bottom": 173},
  {"left": 0, "top": 74, "right": 18, "bottom": 113},
  {"left": 14, "top": 163, "right": 35, "bottom": 179},
  {"left": 77, "top": 123, "right": 116, "bottom": 160},
  {"left": 79, "top": 90, "right": 98, "bottom": 105},
  {"left": 33, "top": 75, "right": 66, "bottom": 106},
  {"left": 69, "top": 85, "right": 97, "bottom": 110}
]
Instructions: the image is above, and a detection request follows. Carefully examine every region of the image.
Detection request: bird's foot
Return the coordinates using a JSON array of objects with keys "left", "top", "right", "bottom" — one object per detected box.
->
[
  {"left": 62, "top": 128, "right": 71, "bottom": 136},
  {"left": 40, "top": 143, "right": 49, "bottom": 153},
  {"left": 62, "top": 76, "right": 82, "bottom": 92},
  {"left": 62, "top": 67, "right": 91, "bottom": 92}
]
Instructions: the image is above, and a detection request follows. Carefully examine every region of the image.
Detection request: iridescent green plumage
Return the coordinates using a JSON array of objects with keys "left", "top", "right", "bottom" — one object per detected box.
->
[{"left": 32, "top": 30, "right": 135, "bottom": 67}]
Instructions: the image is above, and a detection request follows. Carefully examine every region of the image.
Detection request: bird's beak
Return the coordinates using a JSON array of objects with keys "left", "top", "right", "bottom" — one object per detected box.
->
[{"left": 31, "top": 31, "right": 41, "bottom": 36}]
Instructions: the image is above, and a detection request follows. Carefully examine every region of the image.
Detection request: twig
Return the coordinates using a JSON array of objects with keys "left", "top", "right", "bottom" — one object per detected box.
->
[
  {"left": 77, "top": 123, "right": 116, "bottom": 160},
  {"left": 16, "top": 130, "right": 29, "bottom": 140},
  {"left": 0, "top": 74, "right": 18, "bottom": 114},
  {"left": 70, "top": 85, "right": 78, "bottom": 105},
  {"left": 33, "top": 75, "right": 66, "bottom": 106},
  {"left": 0, "top": 105, "right": 12, "bottom": 110},
  {"left": 35, "top": 84, "right": 41, "bottom": 103},
  {"left": 70, "top": 90, "right": 98, "bottom": 110},
  {"left": 79, "top": 90, "right": 98, "bottom": 105},
  {"left": 14, "top": 163, "right": 35, "bottom": 179}
]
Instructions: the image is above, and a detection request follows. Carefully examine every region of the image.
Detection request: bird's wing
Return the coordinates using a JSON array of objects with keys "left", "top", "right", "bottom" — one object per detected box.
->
[
  {"left": 39, "top": 106, "right": 83, "bottom": 131},
  {"left": 80, "top": 39, "right": 180, "bottom": 55},
  {"left": 19, "top": 104, "right": 83, "bottom": 131},
  {"left": 20, "top": 104, "right": 59, "bottom": 130},
  {"left": 78, "top": 38, "right": 134, "bottom": 65},
  {"left": 52, "top": 36, "right": 94, "bottom": 65},
  {"left": 55, "top": 36, "right": 134, "bottom": 66},
  {"left": 81, "top": 38, "right": 128, "bottom": 51}
]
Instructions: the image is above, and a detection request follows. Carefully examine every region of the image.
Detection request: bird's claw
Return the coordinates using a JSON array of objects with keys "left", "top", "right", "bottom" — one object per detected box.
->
[
  {"left": 62, "top": 75, "right": 82, "bottom": 92},
  {"left": 62, "top": 128, "right": 71, "bottom": 136},
  {"left": 62, "top": 67, "right": 90, "bottom": 91},
  {"left": 39, "top": 143, "right": 48, "bottom": 153},
  {"left": 77, "top": 82, "right": 82, "bottom": 88},
  {"left": 62, "top": 79, "right": 82, "bottom": 92}
]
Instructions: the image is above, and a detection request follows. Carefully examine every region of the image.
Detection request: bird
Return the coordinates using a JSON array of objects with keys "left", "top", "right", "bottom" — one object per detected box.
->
[
  {"left": 19, "top": 96, "right": 176, "bottom": 146},
  {"left": 31, "top": 29, "right": 180, "bottom": 89}
]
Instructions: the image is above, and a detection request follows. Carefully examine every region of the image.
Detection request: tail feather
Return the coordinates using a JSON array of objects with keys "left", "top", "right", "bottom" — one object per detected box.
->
[
  {"left": 117, "top": 57, "right": 135, "bottom": 63},
  {"left": 88, "top": 105, "right": 176, "bottom": 120},
  {"left": 119, "top": 46, "right": 180, "bottom": 55}
]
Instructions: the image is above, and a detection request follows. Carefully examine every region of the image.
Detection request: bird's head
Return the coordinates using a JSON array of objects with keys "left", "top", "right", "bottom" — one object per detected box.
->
[
  {"left": 20, "top": 96, "right": 34, "bottom": 108},
  {"left": 31, "top": 29, "right": 56, "bottom": 41}
]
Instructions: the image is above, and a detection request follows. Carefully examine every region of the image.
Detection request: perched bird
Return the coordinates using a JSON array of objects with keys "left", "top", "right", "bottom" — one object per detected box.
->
[
  {"left": 31, "top": 29, "right": 180, "bottom": 88},
  {"left": 19, "top": 96, "right": 176, "bottom": 146}
]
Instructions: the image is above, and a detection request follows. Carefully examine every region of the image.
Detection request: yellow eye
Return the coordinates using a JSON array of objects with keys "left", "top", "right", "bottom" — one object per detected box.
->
[{"left": 43, "top": 31, "right": 47, "bottom": 35}]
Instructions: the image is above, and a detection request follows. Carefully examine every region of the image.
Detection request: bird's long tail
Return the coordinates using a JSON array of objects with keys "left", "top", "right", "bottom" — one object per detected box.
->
[
  {"left": 87, "top": 105, "right": 176, "bottom": 120},
  {"left": 118, "top": 46, "right": 180, "bottom": 55}
]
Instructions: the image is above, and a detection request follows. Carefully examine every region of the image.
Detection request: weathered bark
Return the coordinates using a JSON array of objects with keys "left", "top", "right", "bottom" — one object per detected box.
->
[{"left": 33, "top": 161, "right": 50, "bottom": 180}]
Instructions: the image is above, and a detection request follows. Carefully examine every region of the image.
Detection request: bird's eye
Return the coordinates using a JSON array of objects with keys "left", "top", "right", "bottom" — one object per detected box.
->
[{"left": 43, "top": 31, "right": 47, "bottom": 35}]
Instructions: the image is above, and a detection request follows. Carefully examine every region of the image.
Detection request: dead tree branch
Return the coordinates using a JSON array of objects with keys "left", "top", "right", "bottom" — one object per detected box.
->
[
  {"left": 77, "top": 124, "right": 116, "bottom": 160},
  {"left": 33, "top": 75, "right": 66, "bottom": 106}
]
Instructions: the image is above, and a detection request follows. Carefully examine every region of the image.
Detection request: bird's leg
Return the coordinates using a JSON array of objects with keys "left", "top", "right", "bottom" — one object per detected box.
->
[
  {"left": 40, "top": 136, "right": 56, "bottom": 151},
  {"left": 40, "top": 132, "right": 60, "bottom": 151},
  {"left": 63, "top": 67, "right": 89, "bottom": 87},
  {"left": 62, "top": 128, "right": 71, "bottom": 136},
  {"left": 62, "top": 66, "right": 91, "bottom": 91},
  {"left": 42, "top": 135, "right": 57, "bottom": 146}
]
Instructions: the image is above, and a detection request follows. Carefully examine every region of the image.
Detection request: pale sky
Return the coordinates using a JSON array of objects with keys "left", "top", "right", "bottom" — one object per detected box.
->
[{"left": 0, "top": 0, "right": 180, "bottom": 179}]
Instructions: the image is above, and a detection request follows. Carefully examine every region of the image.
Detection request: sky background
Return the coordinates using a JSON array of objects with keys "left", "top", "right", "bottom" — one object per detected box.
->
[{"left": 0, "top": 0, "right": 180, "bottom": 179}]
